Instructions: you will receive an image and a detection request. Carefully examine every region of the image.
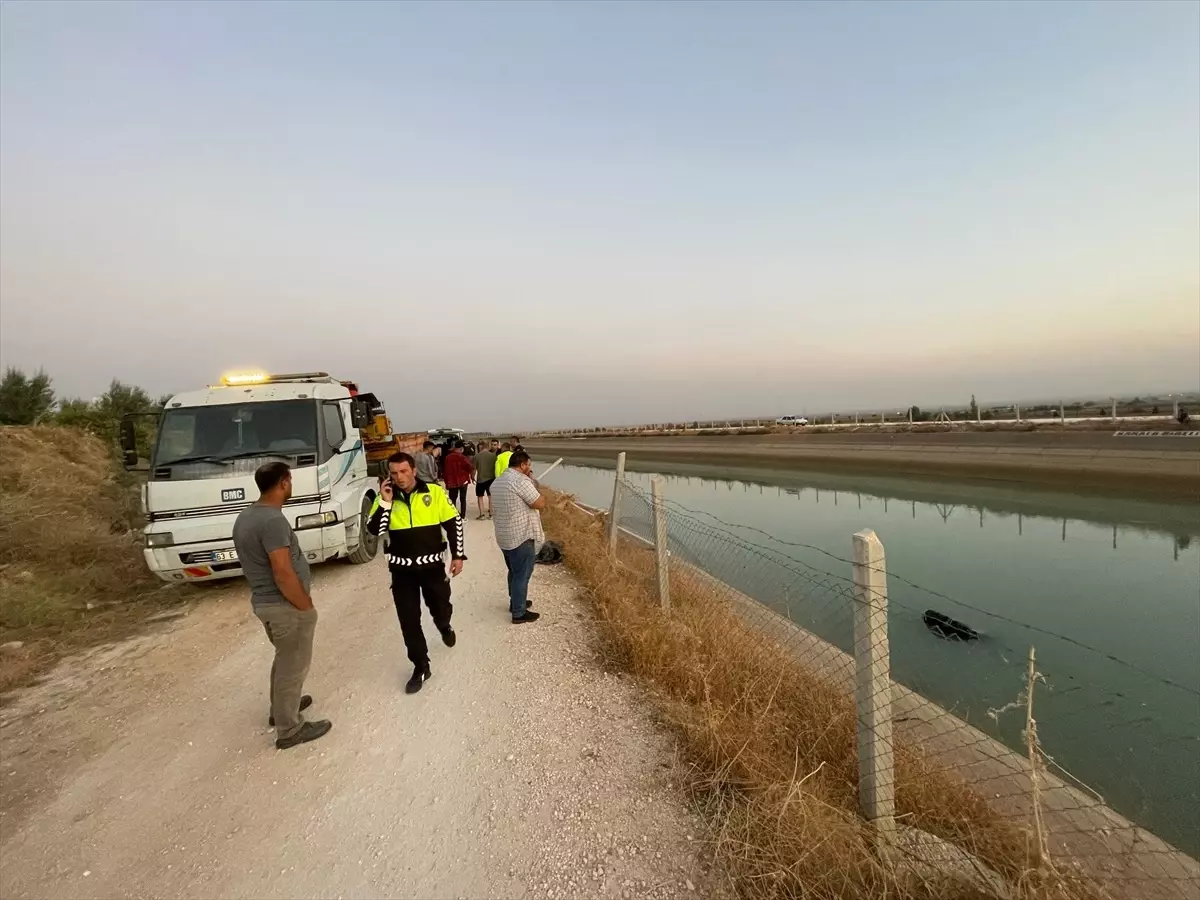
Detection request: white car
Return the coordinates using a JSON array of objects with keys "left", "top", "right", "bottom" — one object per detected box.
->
[{"left": 775, "top": 415, "right": 809, "bottom": 426}]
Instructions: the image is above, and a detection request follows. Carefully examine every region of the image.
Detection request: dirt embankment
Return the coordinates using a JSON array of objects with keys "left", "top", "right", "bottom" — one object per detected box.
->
[
  {"left": 526, "top": 431, "right": 1200, "bottom": 498},
  {"left": 0, "top": 427, "right": 196, "bottom": 691}
]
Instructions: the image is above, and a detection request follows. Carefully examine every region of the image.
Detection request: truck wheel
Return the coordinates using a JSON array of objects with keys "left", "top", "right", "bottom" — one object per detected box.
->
[{"left": 347, "top": 495, "right": 379, "bottom": 564}]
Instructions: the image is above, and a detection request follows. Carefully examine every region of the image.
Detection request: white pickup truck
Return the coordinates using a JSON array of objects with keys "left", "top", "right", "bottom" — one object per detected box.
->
[{"left": 125, "top": 371, "right": 382, "bottom": 583}]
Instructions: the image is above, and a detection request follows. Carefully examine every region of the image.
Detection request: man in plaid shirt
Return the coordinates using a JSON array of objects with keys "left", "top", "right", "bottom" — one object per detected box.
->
[{"left": 491, "top": 450, "right": 545, "bottom": 623}]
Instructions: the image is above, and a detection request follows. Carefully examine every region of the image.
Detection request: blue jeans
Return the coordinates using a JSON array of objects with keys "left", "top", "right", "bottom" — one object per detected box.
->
[{"left": 501, "top": 540, "right": 536, "bottom": 618}]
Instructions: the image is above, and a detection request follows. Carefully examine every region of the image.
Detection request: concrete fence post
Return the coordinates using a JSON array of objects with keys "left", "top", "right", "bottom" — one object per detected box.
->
[
  {"left": 607, "top": 452, "right": 627, "bottom": 555},
  {"left": 1060, "top": 401, "right": 1066, "bottom": 425},
  {"left": 852, "top": 528, "right": 895, "bottom": 846},
  {"left": 1015, "top": 402, "right": 1021, "bottom": 423},
  {"left": 652, "top": 477, "right": 670, "bottom": 609},
  {"left": 1111, "top": 398, "right": 1117, "bottom": 421}
]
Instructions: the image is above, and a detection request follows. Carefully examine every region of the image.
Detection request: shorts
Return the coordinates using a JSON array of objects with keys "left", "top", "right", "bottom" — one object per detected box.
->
[{"left": 475, "top": 479, "right": 494, "bottom": 497}]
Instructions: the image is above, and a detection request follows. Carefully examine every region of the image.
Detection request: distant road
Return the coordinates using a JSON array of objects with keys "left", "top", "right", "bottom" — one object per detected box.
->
[{"left": 525, "top": 431, "right": 1200, "bottom": 498}]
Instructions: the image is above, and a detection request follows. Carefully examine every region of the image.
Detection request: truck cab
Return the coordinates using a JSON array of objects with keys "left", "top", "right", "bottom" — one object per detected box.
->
[{"left": 136, "top": 372, "right": 380, "bottom": 582}]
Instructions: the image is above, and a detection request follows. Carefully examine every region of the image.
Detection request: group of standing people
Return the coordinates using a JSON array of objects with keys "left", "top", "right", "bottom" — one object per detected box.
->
[
  {"left": 415, "top": 437, "right": 523, "bottom": 522},
  {"left": 231, "top": 435, "right": 546, "bottom": 750}
]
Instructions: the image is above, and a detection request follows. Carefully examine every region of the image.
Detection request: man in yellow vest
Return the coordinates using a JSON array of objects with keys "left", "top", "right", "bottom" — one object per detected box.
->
[
  {"left": 368, "top": 451, "right": 466, "bottom": 694},
  {"left": 494, "top": 442, "right": 513, "bottom": 479}
]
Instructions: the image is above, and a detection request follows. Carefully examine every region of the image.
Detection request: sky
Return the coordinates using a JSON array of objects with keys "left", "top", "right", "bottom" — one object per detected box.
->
[{"left": 1, "top": 0, "right": 1197, "bottom": 430}]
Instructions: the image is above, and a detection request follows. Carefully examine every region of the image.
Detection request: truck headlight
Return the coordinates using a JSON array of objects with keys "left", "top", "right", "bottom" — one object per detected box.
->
[
  {"left": 296, "top": 511, "right": 338, "bottom": 529},
  {"left": 146, "top": 532, "right": 174, "bottom": 548}
]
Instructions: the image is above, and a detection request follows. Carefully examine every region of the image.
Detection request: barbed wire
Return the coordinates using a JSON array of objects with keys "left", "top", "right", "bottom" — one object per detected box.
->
[
  {"left": 588, "top": 475, "right": 1200, "bottom": 886},
  {"left": 615, "top": 476, "right": 1200, "bottom": 698}
]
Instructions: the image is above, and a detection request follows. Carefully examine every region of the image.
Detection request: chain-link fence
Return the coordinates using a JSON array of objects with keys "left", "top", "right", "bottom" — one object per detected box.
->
[{"left": 544, "top": 465, "right": 1200, "bottom": 900}]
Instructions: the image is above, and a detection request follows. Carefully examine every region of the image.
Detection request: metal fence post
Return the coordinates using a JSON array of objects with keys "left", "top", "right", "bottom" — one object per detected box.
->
[
  {"left": 607, "top": 452, "right": 626, "bottom": 555},
  {"left": 652, "top": 477, "right": 670, "bottom": 609},
  {"left": 852, "top": 528, "right": 894, "bottom": 846}
]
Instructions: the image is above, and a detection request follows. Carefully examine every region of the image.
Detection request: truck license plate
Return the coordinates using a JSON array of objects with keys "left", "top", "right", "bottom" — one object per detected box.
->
[{"left": 211, "top": 548, "right": 238, "bottom": 563}]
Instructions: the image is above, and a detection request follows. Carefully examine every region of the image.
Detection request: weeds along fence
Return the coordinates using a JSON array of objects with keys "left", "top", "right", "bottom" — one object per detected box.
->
[{"left": 555, "top": 456, "right": 1200, "bottom": 900}]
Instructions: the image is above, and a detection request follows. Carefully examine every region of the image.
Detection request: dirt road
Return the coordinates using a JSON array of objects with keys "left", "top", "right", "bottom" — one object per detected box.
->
[
  {"left": 0, "top": 520, "right": 721, "bottom": 900},
  {"left": 526, "top": 431, "right": 1200, "bottom": 496}
]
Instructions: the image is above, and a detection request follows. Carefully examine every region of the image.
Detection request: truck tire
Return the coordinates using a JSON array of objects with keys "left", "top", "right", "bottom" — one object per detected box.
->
[{"left": 347, "top": 495, "right": 379, "bottom": 564}]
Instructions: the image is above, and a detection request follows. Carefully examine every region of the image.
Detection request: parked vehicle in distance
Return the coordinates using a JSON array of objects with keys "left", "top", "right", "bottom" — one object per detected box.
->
[
  {"left": 775, "top": 415, "right": 809, "bottom": 426},
  {"left": 428, "top": 427, "right": 465, "bottom": 444}
]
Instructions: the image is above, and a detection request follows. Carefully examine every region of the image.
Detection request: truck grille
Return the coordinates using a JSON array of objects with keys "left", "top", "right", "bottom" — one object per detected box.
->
[
  {"left": 180, "top": 549, "right": 236, "bottom": 565},
  {"left": 150, "top": 492, "right": 329, "bottom": 522}
]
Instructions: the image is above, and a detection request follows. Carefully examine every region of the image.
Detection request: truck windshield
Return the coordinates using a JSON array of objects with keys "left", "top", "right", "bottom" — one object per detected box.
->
[{"left": 154, "top": 400, "right": 318, "bottom": 467}]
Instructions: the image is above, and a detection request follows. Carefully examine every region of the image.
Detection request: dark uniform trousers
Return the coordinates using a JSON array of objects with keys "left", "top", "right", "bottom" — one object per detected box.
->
[{"left": 391, "top": 564, "right": 453, "bottom": 667}]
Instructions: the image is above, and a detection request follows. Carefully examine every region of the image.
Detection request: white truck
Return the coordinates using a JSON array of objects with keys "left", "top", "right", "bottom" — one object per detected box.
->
[{"left": 125, "top": 371, "right": 385, "bottom": 583}]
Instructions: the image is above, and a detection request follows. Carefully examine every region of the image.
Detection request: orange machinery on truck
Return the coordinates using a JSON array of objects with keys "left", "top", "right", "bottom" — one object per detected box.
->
[{"left": 339, "top": 380, "right": 426, "bottom": 476}]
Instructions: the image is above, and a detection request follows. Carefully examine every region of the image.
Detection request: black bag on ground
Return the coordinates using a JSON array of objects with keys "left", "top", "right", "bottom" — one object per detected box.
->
[{"left": 536, "top": 541, "right": 563, "bottom": 564}]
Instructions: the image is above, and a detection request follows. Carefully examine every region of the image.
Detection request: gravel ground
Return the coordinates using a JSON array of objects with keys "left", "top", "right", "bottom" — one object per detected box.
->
[{"left": 0, "top": 519, "right": 726, "bottom": 900}]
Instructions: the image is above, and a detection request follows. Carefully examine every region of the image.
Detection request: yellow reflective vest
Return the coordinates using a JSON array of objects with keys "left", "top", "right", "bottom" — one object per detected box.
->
[
  {"left": 494, "top": 451, "right": 513, "bottom": 479},
  {"left": 368, "top": 480, "right": 464, "bottom": 567}
]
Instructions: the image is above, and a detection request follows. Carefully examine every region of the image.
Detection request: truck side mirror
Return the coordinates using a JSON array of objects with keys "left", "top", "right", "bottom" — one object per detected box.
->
[
  {"left": 350, "top": 400, "right": 371, "bottom": 429},
  {"left": 119, "top": 419, "right": 139, "bottom": 470}
]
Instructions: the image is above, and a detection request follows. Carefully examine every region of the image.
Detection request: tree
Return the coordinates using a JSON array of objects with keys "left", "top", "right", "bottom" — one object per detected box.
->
[
  {"left": 95, "top": 380, "right": 159, "bottom": 456},
  {"left": 0, "top": 367, "right": 55, "bottom": 425},
  {"left": 909, "top": 405, "right": 923, "bottom": 422},
  {"left": 54, "top": 380, "right": 163, "bottom": 457},
  {"left": 55, "top": 396, "right": 102, "bottom": 433},
  {"left": 968, "top": 394, "right": 978, "bottom": 420}
]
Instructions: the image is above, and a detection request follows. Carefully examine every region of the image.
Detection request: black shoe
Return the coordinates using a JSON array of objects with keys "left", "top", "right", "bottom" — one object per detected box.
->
[
  {"left": 406, "top": 665, "right": 431, "bottom": 694},
  {"left": 275, "top": 719, "right": 332, "bottom": 750},
  {"left": 269, "top": 694, "right": 312, "bottom": 727},
  {"left": 440, "top": 626, "right": 456, "bottom": 648},
  {"left": 512, "top": 611, "right": 541, "bottom": 624}
]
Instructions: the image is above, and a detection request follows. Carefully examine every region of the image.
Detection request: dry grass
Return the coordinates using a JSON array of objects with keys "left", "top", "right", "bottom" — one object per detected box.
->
[
  {"left": 0, "top": 426, "right": 193, "bottom": 692},
  {"left": 540, "top": 492, "right": 1102, "bottom": 900}
]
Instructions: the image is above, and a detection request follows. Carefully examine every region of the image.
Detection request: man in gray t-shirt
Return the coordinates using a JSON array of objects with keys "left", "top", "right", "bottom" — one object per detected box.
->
[
  {"left": 231, "top": 462, "right": 331, "bottom": 750},
  {"left": 235, "top": 504, "right": 312, "bottom": 608},
  {"left": 415, "top": 442, "right": 441, "bottom": 484}
]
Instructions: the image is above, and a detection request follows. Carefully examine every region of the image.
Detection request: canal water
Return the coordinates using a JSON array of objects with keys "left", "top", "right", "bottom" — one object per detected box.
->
[{"left": 536, "top": 458, "right": 1200, "bottom": 856}]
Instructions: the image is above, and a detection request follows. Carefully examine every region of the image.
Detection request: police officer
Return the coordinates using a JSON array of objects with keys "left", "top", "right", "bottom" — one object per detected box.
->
[{"left": 368, "top": 451, "right": 466, "bottom": 694}]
